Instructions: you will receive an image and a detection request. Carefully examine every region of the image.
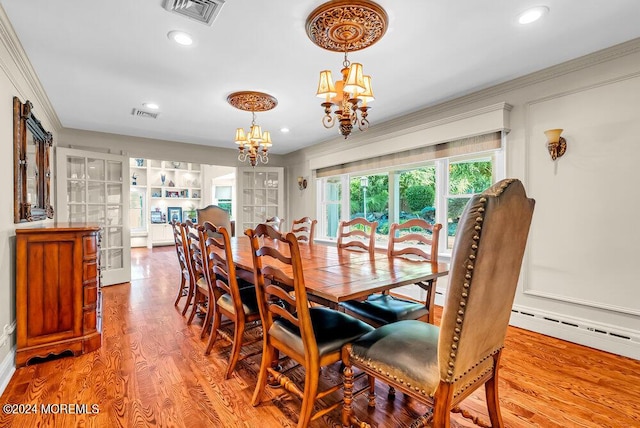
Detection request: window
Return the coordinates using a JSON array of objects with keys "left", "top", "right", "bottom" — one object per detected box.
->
[
  {"left": 350, "top": 173, "right": 389, "bottom": 235},
  {"left": 214, "top": 185, "right": 233, "bottom": 215},
  {"left": 443, "top": 157, "right": 493, "bottom": 249},
  {"left": 317, "top": 151, "right": 502, "bottom": 254},
  {"left": 319, "top": 176, "right": 344, "bottom": 238}
]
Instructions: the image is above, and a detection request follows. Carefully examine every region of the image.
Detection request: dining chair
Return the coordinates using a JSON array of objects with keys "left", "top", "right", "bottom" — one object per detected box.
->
[
  {"left": 199, "top": 221, "right": 262, "bottom": 378},
  {"left": 341, "top": 179, "right": 535, "bottom": 428},
  {"left": 185, "top": 220, "right": 212, "bottom": 337},
  {"left": 340, "top": 218, "right": 443, "bottom": 326},
  {"left": 197, "top": 204, "right": 235, "bottom": 237},
  {"left": 290, "top": 216, "right": 317, "bottom": 243},
  {"left": 247, "top": 224, "right": 375, "bottom": 428},
  {"left": 171, "top": 220, "right": 192, "bottom": 315},
  {"left": 265, "top": 216, "right": 284, "bottom": 232},
  {"left": 337, "top": 217, "right": 378, "bottom": 256}
]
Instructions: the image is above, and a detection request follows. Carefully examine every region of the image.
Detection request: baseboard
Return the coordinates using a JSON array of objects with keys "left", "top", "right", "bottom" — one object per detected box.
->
[
  {"left": 0, "top": 346, "right": 16, "bottom": 397},
  {"left": 510, "top": 305, "right": 640, "bottom": 360}
]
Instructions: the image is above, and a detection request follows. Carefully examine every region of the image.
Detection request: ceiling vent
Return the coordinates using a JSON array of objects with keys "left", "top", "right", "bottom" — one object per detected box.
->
[
  {"left": 163, "top": 0, "right": 226, "bottom": 26},
  {"left": 131, "top": 108, "right": 159, "bottom": 119}
]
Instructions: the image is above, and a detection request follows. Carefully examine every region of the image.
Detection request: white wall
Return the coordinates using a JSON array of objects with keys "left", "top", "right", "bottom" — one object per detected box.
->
[
  {"left": 284, "top": 39, "right": 640, "bottom": 359},
  {"left": 0, "top": 9, "right": 61, "bottom": 392}
]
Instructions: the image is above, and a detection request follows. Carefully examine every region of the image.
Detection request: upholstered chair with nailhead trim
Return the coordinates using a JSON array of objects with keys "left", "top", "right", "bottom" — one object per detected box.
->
[{"left": 341, "top": 179, "right": 535, "bottom": 428}]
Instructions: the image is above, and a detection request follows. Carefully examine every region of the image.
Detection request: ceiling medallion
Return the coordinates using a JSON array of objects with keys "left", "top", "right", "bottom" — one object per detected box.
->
[
  {"left": 305, "top": 0, "right": 388, "bottom": 52},
  {"left": 307, "top": 0, "right": 387, "bottom": 139},
  {"left": 227, "top": 91, "right": 278, "bottom": 112},
  {"left": 228, "top": 91, "right": 278, "bottom": 167}
]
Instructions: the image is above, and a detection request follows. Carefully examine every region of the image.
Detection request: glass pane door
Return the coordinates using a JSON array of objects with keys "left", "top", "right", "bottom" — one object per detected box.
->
[
  {"left": 237, "top": 167, "right": 284, "bottom": 233},
  {"left": 56, "top": 147, "right": 131, "bottom": 286}
]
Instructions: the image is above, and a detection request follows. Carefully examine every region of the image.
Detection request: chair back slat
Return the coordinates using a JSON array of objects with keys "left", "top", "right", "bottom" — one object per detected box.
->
[
  {"left": 199, "top": 221, "right": 243, "bottom": 318},
  {"left": 291, "top": 217, "right": 317, "bottom": 243},
  {"left": 387, "top": 219, "right": 442, "bottom": 262},
  {"left": 337, "top": 217, "right": 378, "bottom": 256},
  {"left": 265, "top": 216, "right": 284, "bottom": 232},
  {"left": 257, "top": 247, "right": 292, "bottom": 266},
  {"left": 171, "top": 220, "right": 190, "bottom": 272}
]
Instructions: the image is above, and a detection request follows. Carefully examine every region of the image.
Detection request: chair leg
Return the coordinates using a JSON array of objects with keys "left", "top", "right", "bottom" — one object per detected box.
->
[
  {"left": 342, "top": 365, "right": 355, "bottom": 427},
  {"left": 225, "top": 321, "right": 245, "bottom": 379},
  {"left": 174, "top": 275, "right": 186, "bottom": 307},
  {"left": 430, "top": 383, "right": 453, "bottom": 428},
  {"left": 251, "top": 342, "right": 274, "bottom": 406},
  {"left": 298, "top": 364, "right": 319, "bottom": 428},
  {"left": 204, "top": 308, "right": 222, "bottom": 355},
  {"left": 486, "top": 359, "right": 504, "bottom": 427},
  {"left": 187, "top": 290, "right": 202, "bottom": 325},
  {"left": 367, "top": 375, "right": 376, "bottom": 407},
  {"left": 200, "top": 293, "right": 214, "bottom": 339},
  {"left": 182, "top": 279, "right": 195, "bottom": 316}
]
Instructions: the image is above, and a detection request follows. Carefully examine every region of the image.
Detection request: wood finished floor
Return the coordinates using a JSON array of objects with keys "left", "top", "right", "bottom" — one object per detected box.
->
[{"left": 1, "top": 246, "right": 639, "bottom": 427}]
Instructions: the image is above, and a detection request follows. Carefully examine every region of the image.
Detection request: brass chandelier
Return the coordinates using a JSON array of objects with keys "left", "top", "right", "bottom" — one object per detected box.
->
[
  {"left": 227, "top": 91, "right": 278, "bottom": 167},
  {"left": 306, "top": 0, "right": 388, "bottom": 139}
]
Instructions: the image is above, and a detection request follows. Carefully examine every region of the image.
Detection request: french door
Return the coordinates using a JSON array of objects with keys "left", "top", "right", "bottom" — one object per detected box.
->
[
  {"left": 237, "top": 167, "right": 284, "bottom": 233},
  {"left": 56, "top": 147, "right": 131, "bottom": 285}
]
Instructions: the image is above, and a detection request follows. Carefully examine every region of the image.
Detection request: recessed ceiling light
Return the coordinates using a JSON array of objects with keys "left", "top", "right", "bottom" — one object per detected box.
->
[
  {"left": 280, "top": 127, "right": 290, "bottom": 133},
  {"left": 518, "top": 6, "right": 549, "bottom": 25},
  {"left": 167, "top": 30, "right": 193, "bottom": 46},
  {"left": 143, "top": 102, "right": 159, "bottom": 110}
]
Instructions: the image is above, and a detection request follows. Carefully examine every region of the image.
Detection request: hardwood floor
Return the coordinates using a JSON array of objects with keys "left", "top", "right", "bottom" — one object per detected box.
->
[{"left": 2, "top": 246, "right": 639, "bottom": 427}]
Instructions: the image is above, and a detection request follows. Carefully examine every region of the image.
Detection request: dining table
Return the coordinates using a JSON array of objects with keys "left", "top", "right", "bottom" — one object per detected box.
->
[{"left": 226, "top": 235, "right": 449, "bottom": 309}]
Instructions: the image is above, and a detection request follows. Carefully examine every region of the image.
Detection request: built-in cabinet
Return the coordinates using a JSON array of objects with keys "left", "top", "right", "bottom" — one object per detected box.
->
[
  {"left": 15, "top": 224, "right": 102, "bottom": 367},
  {"left": 150, "top": 223, "right": 175, "bottom": 246},
  {"left": 129, "top": 158, "right": 203, "bottom": 247}
]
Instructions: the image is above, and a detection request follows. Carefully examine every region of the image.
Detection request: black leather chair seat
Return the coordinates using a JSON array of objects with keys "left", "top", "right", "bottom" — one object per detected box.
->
[
  {"left": 340, "top": 294, "right": 428, "bottom": 325},
  {"left": 270, "top": 307, "right": 374, "bottom": 357},
  {"left": 217, "top": 285, "right": 260, "bottom": 316},
  {"left": 348, "top": 320, "right": 441, "bottom": 395}
]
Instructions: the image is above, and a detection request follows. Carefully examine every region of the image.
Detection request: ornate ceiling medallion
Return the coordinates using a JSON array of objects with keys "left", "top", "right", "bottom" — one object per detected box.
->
[
  {"left": 227, "top": 91, "right": 278, "bottom": 167},
  {"left": 305, "top": 0, "right": 388, "bottom": 52},
  {"left": 227, "top": 91, "right": 278, "bottom": 112}
]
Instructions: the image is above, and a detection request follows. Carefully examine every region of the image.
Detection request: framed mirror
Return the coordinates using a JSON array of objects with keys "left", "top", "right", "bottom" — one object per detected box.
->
[{"left": 13, "top": 96, "right": 54, "bottom": 222}]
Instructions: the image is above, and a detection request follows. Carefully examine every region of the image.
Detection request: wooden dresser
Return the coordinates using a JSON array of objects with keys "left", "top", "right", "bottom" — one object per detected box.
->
[{"left": 15, "top": 223, "right": 102, "bottom": 366}]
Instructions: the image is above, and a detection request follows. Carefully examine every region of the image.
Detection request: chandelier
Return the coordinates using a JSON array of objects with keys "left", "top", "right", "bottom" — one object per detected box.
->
[
  {"left": 227, "top": 91, "right": 278, "bottom": 167},
  {"left": 306, "top": 0, "right": 388, "bottom": 139}
]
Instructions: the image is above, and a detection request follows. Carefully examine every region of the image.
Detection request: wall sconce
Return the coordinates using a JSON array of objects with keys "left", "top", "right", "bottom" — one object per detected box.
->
[
  {"left": 297, "top": 176, "right": 308, "bottom": 190},
  {"left": 544, "top": 128, "right": 567, "bottom": 160}
]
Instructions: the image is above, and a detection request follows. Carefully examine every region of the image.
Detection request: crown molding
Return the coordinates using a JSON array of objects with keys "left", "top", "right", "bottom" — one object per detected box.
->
[{"left": 0, "top": 6, "right": 62, "bottom": 131}]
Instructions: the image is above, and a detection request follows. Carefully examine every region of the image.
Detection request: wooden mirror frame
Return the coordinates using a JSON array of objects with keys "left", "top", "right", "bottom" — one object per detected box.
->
[{"left": 13, "top": 96, "right": 54, "bottom": 222}]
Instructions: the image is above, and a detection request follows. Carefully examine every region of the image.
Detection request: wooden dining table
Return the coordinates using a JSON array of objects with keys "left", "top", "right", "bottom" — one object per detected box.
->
[{"left": 227, "top": 236, "right": 449, "bottom": 308}]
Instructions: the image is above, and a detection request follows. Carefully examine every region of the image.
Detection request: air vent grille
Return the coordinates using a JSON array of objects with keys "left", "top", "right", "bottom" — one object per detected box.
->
[
  {"left": 163, "top": 0, "right": 225, "bottom": 25},
  {"left": 132, "top": 109, "right": 159, "bottom": 119}
]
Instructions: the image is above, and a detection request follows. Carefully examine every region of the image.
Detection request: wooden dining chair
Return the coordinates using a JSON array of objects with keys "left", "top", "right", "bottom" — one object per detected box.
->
[
  {"left": 246, "top": 224, "right": 374, "bottom": 428},
  {"left": 290, "top": 216, "right": 317, "bottom": 243},
  {"left": 341, "top": 179, "right": 535, "bottom": 428},
  {"left": 185, "top": 220, "right": 212, "bottom": 337},
  {"left": 171, "top": 220, "right": 193, "bottom": 315},
  {"left": 199, "top": 221, "right": 262, "bottom": 378},
  {"left": 265, "top": 216, "right": 284, "bottom": 232},
  {"left": 340, "top": 218, "right": 443, "bottom": 326},
  {"left": 337, "top": 217, "right": 378, "bottom": 256}
]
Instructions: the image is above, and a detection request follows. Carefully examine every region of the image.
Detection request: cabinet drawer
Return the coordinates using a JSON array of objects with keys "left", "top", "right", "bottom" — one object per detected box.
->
[
  {"left": 83, "top": 261, "right": 98, "bottom": 282},
  {"left": 84, "top": 286, "right": 97, "bottom": 307},
  {"left": 83, "top": 309, "right": 97, "bottom": 333},
  {"left": 83, "top": 235, "right": 98, "bottom": 258}
]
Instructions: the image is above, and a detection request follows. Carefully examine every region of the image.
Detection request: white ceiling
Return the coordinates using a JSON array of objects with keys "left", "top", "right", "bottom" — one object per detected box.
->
[{"left": 2, "top": 0, "right": 640, "bottom": 154}]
